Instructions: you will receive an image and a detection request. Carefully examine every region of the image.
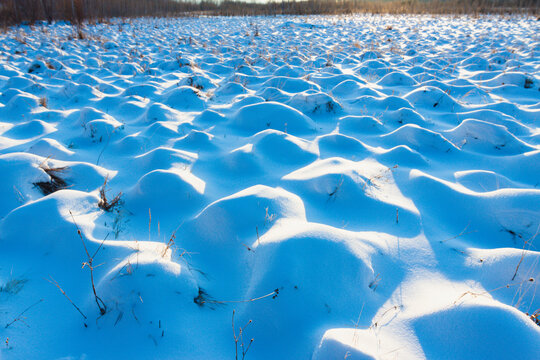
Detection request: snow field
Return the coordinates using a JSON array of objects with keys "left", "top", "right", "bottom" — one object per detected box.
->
[{"left": 0, "top": 15, "right": 539, "bottom": 359}]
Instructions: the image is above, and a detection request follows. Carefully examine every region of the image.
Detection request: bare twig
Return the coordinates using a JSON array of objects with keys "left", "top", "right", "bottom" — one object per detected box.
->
[
  {"left": 92, "top": 233, "right": 110, "bottom": 260},
  {"left": 161, "top": 221, "right": 184, "bottom": 257},
  {"left": 201, "top": 289, "right": 278, "bottom": 305},
  {"left": 46, "top": 276, "right": 87, "bottom": 320},
  {"left": 69, "top": 211, "right": 107, "bottom": 315},
  {"left": 255, "top": 226, "right": 260, "bottom": 247},
  {"left": 369, "top": 305, "right": 401, "bottom": 329},
  {"left": 232, "top": 310, "right": 254, "bottom": 360},
  {"left": 454, "top": 277, "right": 536, "bottom": 306},
  {"left": 512, "top": 224, "right": 539, "bottom": 281},
  {"left": 352, "top": 301, "right": 365, "bottom": 346},
  {"left": 440, "top": 222, "right": 477, "bottom": 243},
  {"left": 5, "top": 299, "right": 43, "bottom": 328}
]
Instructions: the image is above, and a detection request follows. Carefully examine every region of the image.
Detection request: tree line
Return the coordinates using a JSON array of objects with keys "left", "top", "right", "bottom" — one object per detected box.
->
[{"left": 0, "top": 0, "right": 538, "bottom": 25}]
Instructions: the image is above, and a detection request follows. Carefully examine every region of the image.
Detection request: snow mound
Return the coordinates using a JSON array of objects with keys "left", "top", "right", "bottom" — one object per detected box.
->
[
  {"left": 382, "top": 124, "right": 458, "bottom": 154},
  {"left": 251, "top": 129, "right": 318, "bottom": 166},
  {"left": 97, "top": 243, "right": 199, "bottom": 323},
  {"left": 125, "top": 169, "right": 205, "bottom": 219},
  {"left": 173, "top": 130, "right": 217, "bottom": 153},
  {"left": 27, "top": 138, "right": 74, "bottom": 159},
  {"left": 133, "top": 147, "right": 197, "bottom": 174},
  {"left": 232, "top": 101, "right": 316, "bottom": 135},
  {"left": 404, "top": 86, "right": 464, "bottom": 112},
  {"left": 339, "top": 115, "right": 385, "bottom": 134},
  {"left": 161, "top": 86, "right": 206, "bottom": 111},
  {"left": 3, "top": 119, "right": 55, "bottom": 139},
  {"left": 262, "top": 76, "right": 320, "bottom": 93},
  {"left": 444, "top": 119, "right": 536, "bottom": 155},
  {"left": 413, "top": 303, "right": 540, "bottom": 359},
  {"left": 287, "top": 91, "right": 342, "bottom": 115},
  {"left": 184, "top": 185, "right": 306, "bottom": 248},
  {"left": 316, "top": 133, "right": 369, "bottom": 160},
  {"left": 283, "top": 158, "right": 420, "bottom": 236},
  {"left": 312, "top": 328, "right": 378, "bottom": 360},
  {"left": 0, "top": 190, "right": 100, "bottom": 256},
  {"left": 409, "top": 170, "right": 540, "bottom": 248},
  {"left": 454, "top": 170, "right": 518, "bottom": 192},
  {"left": 377, "top": 71, "right": 417, "bottom": 87}
]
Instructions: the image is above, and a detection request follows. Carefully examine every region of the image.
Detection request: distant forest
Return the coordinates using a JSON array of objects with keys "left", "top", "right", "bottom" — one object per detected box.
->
[{"left": 1, "top": 0, "right": 538, "bottom": 25}]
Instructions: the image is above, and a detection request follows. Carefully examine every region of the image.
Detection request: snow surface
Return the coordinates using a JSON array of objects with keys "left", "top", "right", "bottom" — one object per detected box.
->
[{"left": 0, "top": 14, "right": 539, "bottom": 359}]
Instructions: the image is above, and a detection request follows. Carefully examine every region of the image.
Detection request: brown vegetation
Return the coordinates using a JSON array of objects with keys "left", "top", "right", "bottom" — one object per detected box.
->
[
  {"left": 98, "top": 177, "right": 122, "bottom": 212},
  {"left": 34, "top": 164, "right": 68, "bottom": 195},
  {"left": 0, "top": 0, "right": 538, "bottom": 26}
]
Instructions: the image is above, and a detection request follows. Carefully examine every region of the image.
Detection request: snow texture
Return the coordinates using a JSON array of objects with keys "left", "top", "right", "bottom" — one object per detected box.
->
[{"left": 0, "top": 14, "right": 539, "bottom": 360}]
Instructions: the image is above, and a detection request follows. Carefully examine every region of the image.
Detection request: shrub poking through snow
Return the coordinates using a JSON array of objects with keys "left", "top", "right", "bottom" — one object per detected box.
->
[
  {"left": 98, "top": 177, "right": 123, "bottom": 212},
  {"left": 28, "top": 61, "right": 45, "bottom": 74},
  {"left": 70, "top": 211, "right": 107, "bottom": 316},
  {"left": 232, "top": 310, "right": 254, "bottom": 360},
  {"left": 39, "top": 97, "right": 48, "bottom": 108},
  {"left": 187, "top": 77, "right": 204, "bottom": 90},
  {"left": 194, "top": 287, "right": 216, "bottom": 308},
  {"left": 161, "top": 229, "right": 181, "bottom": 258},
  {"left": 34, "top": 164, "right": 68, "bottom": 195}
]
